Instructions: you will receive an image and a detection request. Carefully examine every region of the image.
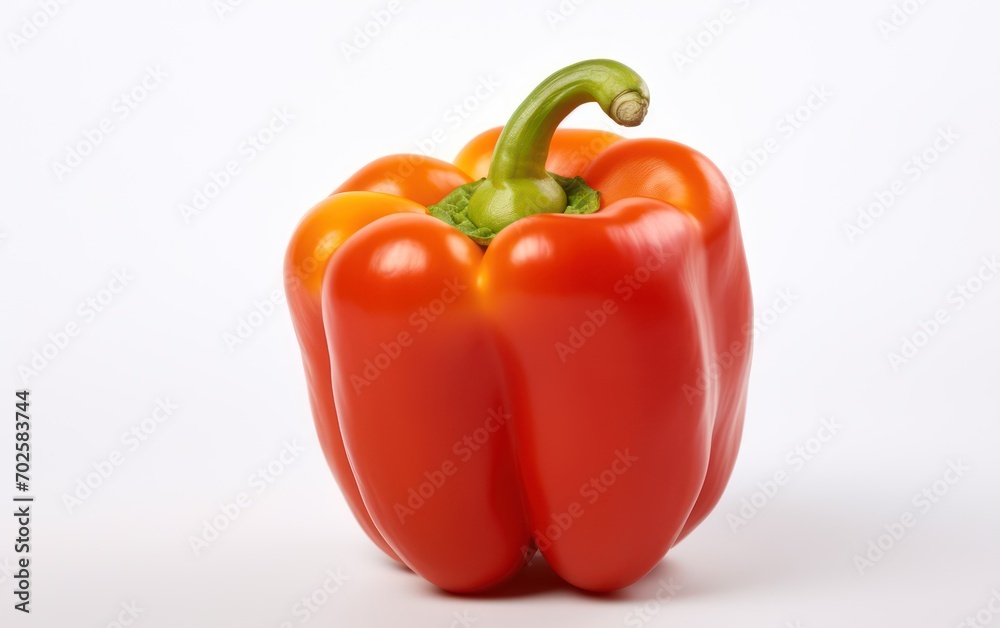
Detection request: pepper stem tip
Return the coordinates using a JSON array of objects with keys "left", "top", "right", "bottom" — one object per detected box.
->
[{"left": 610, "top": 90, "right": 648, "bottom": 127}]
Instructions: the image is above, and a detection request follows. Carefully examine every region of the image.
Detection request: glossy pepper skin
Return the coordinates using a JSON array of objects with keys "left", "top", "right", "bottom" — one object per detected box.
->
[{"left": 284, "top": 60, "right": 752, "bottom": 593}]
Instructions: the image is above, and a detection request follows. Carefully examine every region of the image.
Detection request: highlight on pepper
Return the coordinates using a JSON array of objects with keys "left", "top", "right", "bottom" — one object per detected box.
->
[{"left": 283, "top": 59, "right": 753, "bottom": 593}]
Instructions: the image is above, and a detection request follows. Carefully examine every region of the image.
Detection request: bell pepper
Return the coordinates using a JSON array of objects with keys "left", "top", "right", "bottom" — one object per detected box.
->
[{"left": 284, "top": 59, "right": 752, "bottom": 593}]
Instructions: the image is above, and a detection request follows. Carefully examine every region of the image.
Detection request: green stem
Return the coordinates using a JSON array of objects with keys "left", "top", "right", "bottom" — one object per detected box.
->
[{"left": 466, "top": 59, "right": 649, "bottom": 234}]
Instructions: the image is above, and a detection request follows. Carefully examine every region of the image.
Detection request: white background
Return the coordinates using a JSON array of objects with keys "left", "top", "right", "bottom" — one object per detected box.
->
[{"left": 2, "top": 0, "right": 999, "bottom": 626}]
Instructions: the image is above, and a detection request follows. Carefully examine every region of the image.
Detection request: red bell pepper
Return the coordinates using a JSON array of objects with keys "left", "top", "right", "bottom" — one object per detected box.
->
[{"left": 284, "top": 59, "right": 752, "bottom": 592}]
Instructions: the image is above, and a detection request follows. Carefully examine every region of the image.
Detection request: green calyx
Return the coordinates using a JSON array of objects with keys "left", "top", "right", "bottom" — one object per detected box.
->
[
  {"left": 428, "top": 173, "right": 600, "bottom": 246},
  {"left": 429, "top": 59, "right": 649, "bottom": 245}
]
